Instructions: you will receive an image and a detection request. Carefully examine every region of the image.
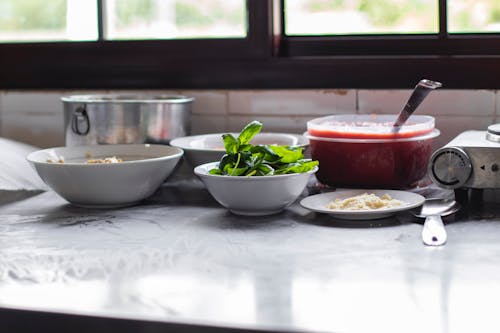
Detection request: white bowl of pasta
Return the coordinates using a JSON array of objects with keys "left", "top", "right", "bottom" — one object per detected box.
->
[{"left": 27, "top": 144, "right": 183, "bottom": 208}]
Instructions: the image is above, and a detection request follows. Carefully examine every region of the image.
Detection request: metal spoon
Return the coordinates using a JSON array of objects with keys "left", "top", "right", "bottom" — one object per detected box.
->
[
  {"left": 411, "top": 198, "right": 460, "bottom": 246},
  {"left": 393, "top": 79, "right": 442, "bottom": 130}
]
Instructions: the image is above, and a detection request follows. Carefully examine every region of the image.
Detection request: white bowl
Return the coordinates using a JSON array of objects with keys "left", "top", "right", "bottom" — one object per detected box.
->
[
  {"left": 194, "top": 162, "right": 317, "bottom": 216},
  {"left": 170, "top": 132, "right": 309, "bottom": 167},
  {"left": 27, "top": 144, "right": 183, "bottom": 208}
]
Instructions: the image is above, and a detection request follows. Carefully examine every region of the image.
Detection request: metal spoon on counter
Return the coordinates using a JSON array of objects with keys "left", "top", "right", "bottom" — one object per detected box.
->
[
  {"left": 393, "top": 79, "right": 442, "bottom": 130},
  {"left": 411, "top": 198, "right": 460, "bottom": 246}
]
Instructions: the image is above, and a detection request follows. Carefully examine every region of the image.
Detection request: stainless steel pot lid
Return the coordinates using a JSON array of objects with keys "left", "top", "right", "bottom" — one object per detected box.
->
[{"left": 61, "top": 95, "right": 194, "bottom": 104}]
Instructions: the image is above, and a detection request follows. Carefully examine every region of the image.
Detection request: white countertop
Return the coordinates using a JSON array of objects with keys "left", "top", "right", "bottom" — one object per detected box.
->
[{"left": 1, "top": 170, "right": 500, "bottom": 333}]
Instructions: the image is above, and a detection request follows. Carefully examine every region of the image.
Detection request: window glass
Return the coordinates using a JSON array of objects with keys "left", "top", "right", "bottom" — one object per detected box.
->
[
  {"left": 448, "top": 0, "right": 500, "bottom": 33},
  {"left": 0, "top": 0, "right": 98, "bottom": 42},
  {"left": 285, "top": 0, "right": 438, "bottom": 35},
  {"left": 104, "top": 0, "right": 246, "bottom": 40}
]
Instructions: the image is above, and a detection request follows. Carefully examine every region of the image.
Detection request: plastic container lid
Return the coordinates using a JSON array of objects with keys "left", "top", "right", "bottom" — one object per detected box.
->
[{"left": 307, "top": 114, "right": 435, "bottom": 141}]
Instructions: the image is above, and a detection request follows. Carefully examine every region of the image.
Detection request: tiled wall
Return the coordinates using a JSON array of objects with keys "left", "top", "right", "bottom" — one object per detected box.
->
[{"left": 0, "top": 89, "right": 497, "bottom": 149}]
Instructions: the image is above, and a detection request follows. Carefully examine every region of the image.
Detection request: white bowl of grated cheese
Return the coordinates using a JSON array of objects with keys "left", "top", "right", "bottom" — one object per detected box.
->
[{"left": 27, "top": 144, "right": 183, "bottom": 208}]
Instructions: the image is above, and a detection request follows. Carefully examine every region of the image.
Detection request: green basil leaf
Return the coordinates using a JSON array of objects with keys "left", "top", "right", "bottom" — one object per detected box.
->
[
  {"left": 246, "top": 169, "right": 257, "bottom": 176},
  {"left": 209, "top": 168, "right": 223, "bottom": 175},
  {"left": 250, "top": 145, "right": 280, "bottom": 162},
  {"left": 275, "top": 160, "right": 319, "bottom": 174},
  {"left": 238, "top": 143, "right": 253, "bottom": 152},
  {"left": 244, "top": 154, "right": 261, "bottom": 168},
  {"left": 210, "top": 120, "right": 319, "bottom": 177},
  {"left": 238, "top": 120, "right": 262, "bottom": 145},
  {"left": 237, "top": 151, "right": 253, "bottom": 167},
  {"left": 219, "top": 154, "right": 236, "bottom": 172},
  {"left": 222, "top": 134, "right": 239, "bottom": 154},
  {"left": 227, "top": 166, "right": 249, "bottom": 176},
  {"left": 269, "top": 145, "right": 304, "bottom": 163},
  {"left": 256, "top": 163, "right": 274, "bottom": 175}
]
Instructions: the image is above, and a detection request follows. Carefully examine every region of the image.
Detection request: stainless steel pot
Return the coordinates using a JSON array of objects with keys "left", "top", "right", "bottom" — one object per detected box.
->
[{"left": 61, "top": 95, "right": 193, "bottom": 146}]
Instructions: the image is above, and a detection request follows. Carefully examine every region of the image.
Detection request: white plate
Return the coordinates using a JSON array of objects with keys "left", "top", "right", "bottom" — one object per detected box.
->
[{"left": 300, "top": 189, "right": 425, "bottom": 220}]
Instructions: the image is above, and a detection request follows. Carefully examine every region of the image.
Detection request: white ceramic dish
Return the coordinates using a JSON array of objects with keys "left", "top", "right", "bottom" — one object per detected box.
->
[
  {"left": 194, "top": 162, "right": 318, "bottom": 216},
  {"left": 300, "top": 189, "right": 425, "bottom": 220},
  {"left": 27, "top": 144, "right": 183, "bottom": 208},
  {"left": 170, "top": 132, "right": 309, "bottom": 167}
]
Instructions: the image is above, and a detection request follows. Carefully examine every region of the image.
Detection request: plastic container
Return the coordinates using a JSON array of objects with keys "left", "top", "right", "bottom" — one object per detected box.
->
[{"left": 305, "top": 114, "right": 440, "bottom": 189}]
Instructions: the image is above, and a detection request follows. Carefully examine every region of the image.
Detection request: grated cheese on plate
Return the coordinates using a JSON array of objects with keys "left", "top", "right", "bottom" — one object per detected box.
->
[{"left": 327, "top": 192, "right": 404, "bottom": 210}]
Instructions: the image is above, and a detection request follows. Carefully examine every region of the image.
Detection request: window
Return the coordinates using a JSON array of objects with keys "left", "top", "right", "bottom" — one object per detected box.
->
[
  {"left": 0, "top": 0, "right": 246, "bottom": 42},
  {"left": 448, "top": 0, "right": 500, "bottom": 33},
  {"left": 0, "top": 1, "right": 98, "bottom": 42},
  {"left": 1, "top": 0, "right": 500, "bottom": 89},
  {"left": 105, "top": 0, "right": 246, "bottom": 40},
  {"left": 285, "top": 0, "right": 439, "bottom": 35}
]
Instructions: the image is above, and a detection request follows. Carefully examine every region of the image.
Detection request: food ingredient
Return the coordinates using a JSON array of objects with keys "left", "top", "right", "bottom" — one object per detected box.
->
[
  {"left": 307, "top": 114, "right": 437, "bottom": 188},
  {"left": 47, "top": 156, "right": 123, "bottom": 164},
  {"left": 86, "top": 156, "right": 123, "bottom": 164},
  {"left": 209, "top": 120, "right": 318, "bottom": 176},
  {"left": 327, "top": 192, "right": 404, "bottom": 210},
  {"left": 309, "top": 120, "right": 433, "bottom": 139},
  {"left": 46, "top": 157, "right": 65, "bottom": 163}
]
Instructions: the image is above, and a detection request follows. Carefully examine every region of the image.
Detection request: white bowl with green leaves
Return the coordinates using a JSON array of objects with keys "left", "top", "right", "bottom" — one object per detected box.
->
[
  {"left": 195, "top": 162, "right": 317, "bottom": 216},
  {"left": 194, "top": 120, "right": 318, "bottom": 216}
]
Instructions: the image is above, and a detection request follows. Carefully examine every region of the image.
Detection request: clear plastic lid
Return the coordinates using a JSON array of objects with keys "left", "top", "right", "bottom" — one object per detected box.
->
[{"left": 307, "top": 114, "right": 435, "bottom": 140}]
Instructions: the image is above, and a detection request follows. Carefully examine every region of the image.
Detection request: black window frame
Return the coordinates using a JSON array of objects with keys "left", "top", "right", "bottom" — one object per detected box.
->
[{"left": 1, "top": 0, "right": 500, "bottom": 90}]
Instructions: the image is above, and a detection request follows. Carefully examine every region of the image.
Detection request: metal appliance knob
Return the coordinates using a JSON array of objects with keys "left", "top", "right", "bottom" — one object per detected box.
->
[
  {"left": 486, "top": 124, "right": 500, "bottom": 142},
  {"left": 428, "top": 147, "right": 472, "bottom": 189}
]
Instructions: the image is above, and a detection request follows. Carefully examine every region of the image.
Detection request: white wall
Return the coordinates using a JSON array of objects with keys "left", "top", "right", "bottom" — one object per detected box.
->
[{"left": 0, "top": 89, "right": 496, "bottom": 149}]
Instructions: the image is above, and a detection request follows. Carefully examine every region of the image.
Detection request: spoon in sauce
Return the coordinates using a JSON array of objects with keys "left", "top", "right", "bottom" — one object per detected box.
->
[{"left": 393, "top": 79, "right": 442, "bottom": 131}]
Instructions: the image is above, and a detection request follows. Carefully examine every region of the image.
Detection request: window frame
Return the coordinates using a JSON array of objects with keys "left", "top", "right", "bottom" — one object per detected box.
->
[{"left": 1, "top": 0, "right": 500, "bottom": 90}]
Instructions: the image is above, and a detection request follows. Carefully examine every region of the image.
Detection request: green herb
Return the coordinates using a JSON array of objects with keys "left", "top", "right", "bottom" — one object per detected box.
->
[{"left": 209, "top": 120, "right": 319, "bottom": 176}]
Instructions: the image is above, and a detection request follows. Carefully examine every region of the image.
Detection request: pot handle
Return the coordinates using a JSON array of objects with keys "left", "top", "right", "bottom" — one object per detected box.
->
[{"left": 71, "top": 106, "right": 90, "bottom": 135}]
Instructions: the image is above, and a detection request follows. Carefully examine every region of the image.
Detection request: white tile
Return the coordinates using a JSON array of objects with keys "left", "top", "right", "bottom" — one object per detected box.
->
[
  {"left": 358, "top": 89, "right": 410, "bottom": 115},
  {"left": 180, "top": 90, "right": 227, "bottom": 115},
  {"left": 2, "top": 91, "right": 65, "bottom": 114},
  {"left": 423, "top": 89, "right": 494, "bottom": 116},
  {"left": 1, "top": 112, "right": 64, "bottom": 148},
  {"left": 190, "top": 115, "right": 228, "bottom": 134},
  {"left": 0, "top": 91, "right": 65, "bottom": 147},
  {"left": 228, "top": 89, "right": 356, "bottom": 116},
  {"left": 358, "top": 89, "right": 495, "bottom": 116},
  {"left": 433, "top": 115, "right": 494, "bottom": 150},
  {"left": 226, "top": 115, "right": 313, "bottom": 134}
]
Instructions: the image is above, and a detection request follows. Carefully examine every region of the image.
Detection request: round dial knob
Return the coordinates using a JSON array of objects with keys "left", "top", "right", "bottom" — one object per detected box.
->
[
  {"left": 486, "top": 124, "right": 500, "bottom": 142},
  {"left": 428, "top": 147, "right": 472, "bottom": 189}
]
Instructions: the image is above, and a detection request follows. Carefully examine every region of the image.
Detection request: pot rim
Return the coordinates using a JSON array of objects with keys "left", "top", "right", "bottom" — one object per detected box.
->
[
  {"left": 304, "top": 128, "right": 440, "bottom": 143},
  {"left": 61, "top": 94, "right": 194, "bottom": 104}
]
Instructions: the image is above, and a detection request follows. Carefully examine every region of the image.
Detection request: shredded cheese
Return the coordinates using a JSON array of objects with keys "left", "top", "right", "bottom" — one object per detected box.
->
[{"left": 327, "top": 192, "right": 404, "bottom": 210}]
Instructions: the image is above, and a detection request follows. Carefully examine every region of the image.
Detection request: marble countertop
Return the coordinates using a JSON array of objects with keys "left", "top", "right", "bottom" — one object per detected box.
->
[{"left": 2, "top": 168, "right": 500, "bottom": 333}]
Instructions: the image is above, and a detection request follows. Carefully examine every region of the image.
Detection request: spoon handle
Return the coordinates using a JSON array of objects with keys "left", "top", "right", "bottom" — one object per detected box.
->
[
  {"left": 393, "top": 79, "right": 442, "bottom": 128},
  {"left": 422, "top": 215, "right": 447, "bottom": 246}
]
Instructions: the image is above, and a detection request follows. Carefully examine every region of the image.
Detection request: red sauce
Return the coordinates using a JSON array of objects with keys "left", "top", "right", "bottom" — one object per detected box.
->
[
  {"left": 309, "top": 122, "right": 433, "bottom": 189},
  {"left": 309, "top": 130, "right": 436, "bottom": 189},
  {"left": 309, "top": 121, "right": 434, "bottom": 139},
  {"left": 307, "top": 117, "right": 437, "bottom": 188}
]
